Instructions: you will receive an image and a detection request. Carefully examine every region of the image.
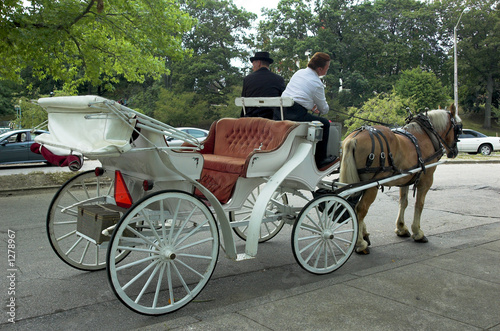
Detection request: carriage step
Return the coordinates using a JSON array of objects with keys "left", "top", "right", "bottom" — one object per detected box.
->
[{"left": 236, "top": 253, "right": 255, "bottom": 261}]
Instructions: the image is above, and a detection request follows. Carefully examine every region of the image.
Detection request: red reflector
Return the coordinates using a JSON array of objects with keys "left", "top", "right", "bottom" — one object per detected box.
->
[{"left": 114, "top": 170, "right": 133, "bottom": 208}]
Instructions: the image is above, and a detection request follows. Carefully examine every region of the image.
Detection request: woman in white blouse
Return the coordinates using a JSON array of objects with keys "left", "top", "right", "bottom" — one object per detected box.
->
[{"left": 278, "top": 52, "right": 334, "bottom": 169}]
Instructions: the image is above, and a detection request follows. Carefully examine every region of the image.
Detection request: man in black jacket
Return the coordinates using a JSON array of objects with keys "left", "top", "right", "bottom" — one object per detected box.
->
[{"left": 241, "top": 51, "right": 285, "bottom": 119}]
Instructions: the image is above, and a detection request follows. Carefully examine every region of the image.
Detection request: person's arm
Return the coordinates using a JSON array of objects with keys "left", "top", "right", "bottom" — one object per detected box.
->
[{"left": 312, "top": 81, "right": 329, "bottom": 115}]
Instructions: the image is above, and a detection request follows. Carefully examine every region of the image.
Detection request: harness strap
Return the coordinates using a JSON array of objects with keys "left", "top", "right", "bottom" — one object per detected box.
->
[
  {"left": 393, "top": 128, "right": 426, "bottom": 174},
  {"left": 355, "top": 126, "right": 398, "bottom": 176}
]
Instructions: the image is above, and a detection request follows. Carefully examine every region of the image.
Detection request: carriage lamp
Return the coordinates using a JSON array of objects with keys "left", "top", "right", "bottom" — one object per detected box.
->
[
  {"left": 95, "top": 167, "right": 105, "bottom": 176},
  {"left": 307, "top": 121, "right": 323, "bottom": 142},
  {"left": 143, "top": 180, "right": 154, "bottom": 191}
]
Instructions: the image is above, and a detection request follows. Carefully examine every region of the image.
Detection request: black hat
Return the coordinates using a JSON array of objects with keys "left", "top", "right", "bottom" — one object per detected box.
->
[{"left": 250, "top": 51, "right": 274, "bottom": 64}]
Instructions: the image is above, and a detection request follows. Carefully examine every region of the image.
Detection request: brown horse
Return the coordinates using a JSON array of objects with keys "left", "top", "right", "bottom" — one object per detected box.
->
[{"left": 339, "top": 106, "right": 462, "bottom": 254}]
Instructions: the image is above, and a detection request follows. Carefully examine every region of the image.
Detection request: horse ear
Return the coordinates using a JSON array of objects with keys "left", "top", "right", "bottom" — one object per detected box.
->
[{"left": 450, "top": 103, "right": 457, "bottom": 117}]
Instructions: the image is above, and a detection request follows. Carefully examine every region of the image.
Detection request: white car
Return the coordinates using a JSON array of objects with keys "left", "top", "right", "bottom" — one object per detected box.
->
[
  {"left": 165, "top": 127, "right": 209, "bottom": 147},
  {"left": 457, "top": 129, "right": 500, "bottom": 155}
]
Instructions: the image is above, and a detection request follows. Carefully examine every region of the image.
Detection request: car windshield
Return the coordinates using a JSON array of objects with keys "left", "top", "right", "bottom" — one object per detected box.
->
[{"left": 0, "top": 131, "right": 14, "bottom": 141}]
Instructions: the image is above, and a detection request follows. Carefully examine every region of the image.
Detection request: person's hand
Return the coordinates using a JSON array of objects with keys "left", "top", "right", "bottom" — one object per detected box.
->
[{"left": 311, "top": 105, "right": 320, "bottom": 114}]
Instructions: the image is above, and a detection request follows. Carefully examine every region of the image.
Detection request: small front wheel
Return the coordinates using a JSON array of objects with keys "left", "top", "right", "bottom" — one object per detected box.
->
[
  {"left": 107, "top": 190, "right": 219, "bottom": 315},
  {"left": 292, "top": 194, "right": 357, "bottom": 275}
]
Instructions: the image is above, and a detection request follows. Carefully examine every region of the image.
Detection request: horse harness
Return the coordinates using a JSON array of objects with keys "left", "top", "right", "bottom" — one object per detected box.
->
[{"left": 352, "top": 112, "right": 457, "bottom": 189}]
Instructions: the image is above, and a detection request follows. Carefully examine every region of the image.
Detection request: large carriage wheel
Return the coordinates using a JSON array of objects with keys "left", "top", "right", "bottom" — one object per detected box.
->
[
  {"left": 47, "top": 170, "right": 128, "bottom": 271},
  {"left": 107, "top": 190, "right": 219, "bottom": 315},
  {"left": 229, "top": 186, "right": 287, "bottom": 243},
  {"left": 292, "top": 194, "right": 357, "bottom": 275}
]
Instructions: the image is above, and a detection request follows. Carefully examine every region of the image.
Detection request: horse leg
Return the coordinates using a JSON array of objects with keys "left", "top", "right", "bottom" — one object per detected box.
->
[
  {"left": 411, "top": 172, "right": 435, "bottom": 243},
  {"left": 354, "top": 187, "right": 378, "bottom": 254},
  {"left": 395, "top": 186, "right": 411, "bottom": 237}
]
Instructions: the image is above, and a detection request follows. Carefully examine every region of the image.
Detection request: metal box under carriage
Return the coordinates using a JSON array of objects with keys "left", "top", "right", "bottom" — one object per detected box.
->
[{"left": 77, "top": 204, "right": 128, "bottom": 244}]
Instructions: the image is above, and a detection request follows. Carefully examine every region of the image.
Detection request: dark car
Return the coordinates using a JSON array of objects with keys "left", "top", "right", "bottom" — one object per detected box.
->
[{"left": 0, "top": 129, "right": 50, "bottom": 165}]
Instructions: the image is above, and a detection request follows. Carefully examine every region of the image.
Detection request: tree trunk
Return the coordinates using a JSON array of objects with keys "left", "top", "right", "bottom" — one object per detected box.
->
[{"left": 483, "top": 73, "right": 493, "bottom": 129}]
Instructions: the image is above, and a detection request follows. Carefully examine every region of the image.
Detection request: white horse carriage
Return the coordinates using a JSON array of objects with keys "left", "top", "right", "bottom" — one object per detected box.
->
[
  {"left": 35, "top": 95, "right": 461, "bottom": 315},
  {"left": 36, "top": 95, "right": 356, "bottom": 315}
]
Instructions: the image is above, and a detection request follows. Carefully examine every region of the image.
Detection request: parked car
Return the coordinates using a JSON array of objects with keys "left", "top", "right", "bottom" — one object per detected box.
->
[
  {"left": 0, "top": 129, "right": 50, "bottom": 165},
  {"left": 457, "top": 129, "right": 500, "bottom": 155},
  {"left": 166, "top": 127, "right": 209, "bottom": 147}
]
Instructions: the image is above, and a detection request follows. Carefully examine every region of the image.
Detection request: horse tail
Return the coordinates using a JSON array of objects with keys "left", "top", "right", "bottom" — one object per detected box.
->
[{"left": 340, "top": 138, "right": 360, "bottom": 184}]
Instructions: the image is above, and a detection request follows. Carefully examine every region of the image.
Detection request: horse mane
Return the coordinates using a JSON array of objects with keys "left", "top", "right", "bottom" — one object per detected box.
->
[{"left": 404, "top": 109, "right": 454, "bottom": 135}]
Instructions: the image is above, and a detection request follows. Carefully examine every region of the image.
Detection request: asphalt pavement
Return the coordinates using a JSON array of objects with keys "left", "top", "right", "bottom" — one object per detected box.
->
[
  {"left": 1, "top": 157, "right": 499, "bottom": 330},
  {"left": 139, "top": 223, "right": 500, "bottom": 331}
]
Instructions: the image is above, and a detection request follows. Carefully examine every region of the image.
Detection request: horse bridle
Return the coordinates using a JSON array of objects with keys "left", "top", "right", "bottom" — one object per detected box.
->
[{"left": 435, "top": 112, "right": 462, "bottom": 158}]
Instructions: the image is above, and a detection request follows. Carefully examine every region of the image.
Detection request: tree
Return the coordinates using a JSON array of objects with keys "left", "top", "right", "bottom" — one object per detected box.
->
[
  {"left": 394, "top": 68, "right": 449, "bottom": 112},
  {"left": 456, "top": 1, "right": 499, "bottom": 128},
  {"left": 257, "top": 0, "right": 316, "bottom": 81},
  {"left": 0, "top": 81, "right": 17, "bottom": 117},
  {"left": 168, "top": 0, "right": 256, "bottom": 106},
  {"left": 0, "top": 0, "right": 195, "bottom": 93},
  {"left": 343, "top": 91, "right": 414, "bottom": 135},
  {"left": 154, "top": 89, "right": 210, "bottom": 128}
]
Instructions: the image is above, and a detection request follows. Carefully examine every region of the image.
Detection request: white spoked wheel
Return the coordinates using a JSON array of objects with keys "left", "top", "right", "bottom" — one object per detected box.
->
[
  {"left": 47, "top": 170, "right": 128, "bottom": 271},
  {"left": 229, "top": 186, "right": 287, "bottom": 243},
  {"left": 292, "top": 194, "right": 358, "bottom": 275},
  {"left": 107, "top": 190, "right": 219, "bottom": 315}
]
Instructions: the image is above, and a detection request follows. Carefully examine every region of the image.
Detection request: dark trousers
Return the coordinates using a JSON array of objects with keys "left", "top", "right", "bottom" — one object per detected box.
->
[{"left": 274, "top": 103, "right": 330, "bottom": 162}]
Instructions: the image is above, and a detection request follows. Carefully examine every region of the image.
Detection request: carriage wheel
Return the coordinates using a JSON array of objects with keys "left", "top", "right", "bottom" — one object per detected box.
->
[
  {"left": 229, "top": 186, "right": 287, "bottom": 243},
  {"left": 107, "top": 190, "right": 219, "bottom": 315},
  {"left": 292, "top": 194, "right": 357, "bottom": 275},
  {"left": 47, "top": 170, "right": 128, "bottom": 271}
]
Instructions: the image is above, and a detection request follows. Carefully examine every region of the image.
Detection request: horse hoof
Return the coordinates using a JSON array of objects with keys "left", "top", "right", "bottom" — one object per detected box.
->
[
  {"left": 397, "top": 232, "right": 411, "bottom": 238},
  {"left": 363, "top": 235, "right": 371, "bottom": 246},
  {"left": 414, "top": 236, "right": 428, "bottom": 243},
  {"left": 355, "top": 247, "right": 370, "bottom": 255}
]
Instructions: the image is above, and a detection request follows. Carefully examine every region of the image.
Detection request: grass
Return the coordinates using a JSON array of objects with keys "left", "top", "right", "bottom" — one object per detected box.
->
[{"left": 459, "top": 111, "right": 500, "bottom": 137}]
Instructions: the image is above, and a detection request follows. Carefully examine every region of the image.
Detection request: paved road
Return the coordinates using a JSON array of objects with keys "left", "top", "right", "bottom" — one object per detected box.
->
[{"left": 0, "top": 163, "right": 498, "bottom": 330}]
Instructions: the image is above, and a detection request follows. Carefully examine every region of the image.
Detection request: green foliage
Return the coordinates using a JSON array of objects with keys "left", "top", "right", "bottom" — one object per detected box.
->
[
  {"left": 343, "top": 91, "right": 414, "bottom": 136},
  {"left": 10, "top": 97, "right": 48, "bottom": 129},
  {"left": 0, "top": 0, "right": 195, "bottom": 91},
  {"left": 0, "top": 81, "right": 17, "bottom": 117},
  {"left": 394, "top": 68, "right": 449, "bottom": 112},
  {"left": 169, "top": 0, "right": 255, "bottom": 105},
  {"left": 154, "top": 89, "right": 211, "bottom": 128}
]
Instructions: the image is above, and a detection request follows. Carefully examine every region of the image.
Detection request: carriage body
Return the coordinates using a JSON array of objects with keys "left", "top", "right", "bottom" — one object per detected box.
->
[{"left": 37, "top": 95, "right": 360, "bottom": 315}]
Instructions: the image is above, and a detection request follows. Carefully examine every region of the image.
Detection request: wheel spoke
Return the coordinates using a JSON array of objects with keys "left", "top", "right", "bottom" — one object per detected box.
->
[
  {"left": 122, "top": 259, "right": 160, "bottom": 291},
  {"left": 135, "top": 262, "right": 162, "bottom": 304}
]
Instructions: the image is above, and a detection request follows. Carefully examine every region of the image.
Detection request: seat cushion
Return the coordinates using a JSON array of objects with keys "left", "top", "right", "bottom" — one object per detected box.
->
[{"left": 202, "top": 154, "right": 246, "bottom": 175}]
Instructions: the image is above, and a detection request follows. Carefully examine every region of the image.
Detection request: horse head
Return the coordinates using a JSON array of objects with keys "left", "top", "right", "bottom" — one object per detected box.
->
[{"left": 429, "top": 105, "right": 462, "bottom": 158}]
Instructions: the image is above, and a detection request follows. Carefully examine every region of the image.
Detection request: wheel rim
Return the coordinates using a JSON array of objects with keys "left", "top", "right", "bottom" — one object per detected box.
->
[
  {"left": 230, "top": 186, "right": 287, "bottom": 242},
  {"left": 107, "top": 190, "right": 219, "bottom": 315},
  {"left": 480, "top": 145, "right": 491, "bottom": 155},
  {"left": 47, "top": 170, "right": 128, "bottom": 271},
  {"left": 292, "top": 194, "right": 357, "bottom": 275}
]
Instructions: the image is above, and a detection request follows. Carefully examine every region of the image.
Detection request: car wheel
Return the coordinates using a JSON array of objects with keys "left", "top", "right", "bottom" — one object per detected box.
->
[{"left": 478, "top": 144, "right": 492, "bottom": 156}]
